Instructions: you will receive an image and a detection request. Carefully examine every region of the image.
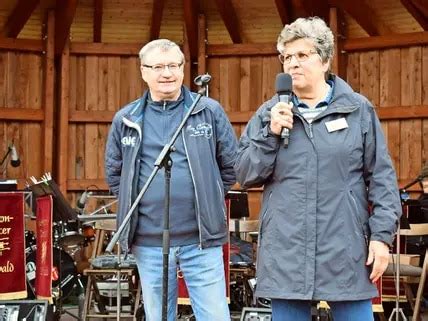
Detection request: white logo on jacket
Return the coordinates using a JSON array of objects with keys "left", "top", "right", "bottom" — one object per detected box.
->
[
  {"left": 121, "top": 136, "right": 136, "bottom": 147},
  {"left": 186, "top": 123, "right": 212, "bottom": 139}
]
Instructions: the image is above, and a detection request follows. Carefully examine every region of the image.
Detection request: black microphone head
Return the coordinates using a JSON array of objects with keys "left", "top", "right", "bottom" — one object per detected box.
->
[
  {"left": 194, "top": 74, "right": 212, "bottom": 86},
  {"left": 275, "top": 73, "right": 293, "bottom": 95}
]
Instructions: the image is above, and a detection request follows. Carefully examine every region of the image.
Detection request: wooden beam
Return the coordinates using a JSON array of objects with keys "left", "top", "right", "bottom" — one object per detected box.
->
[
  {"left": 343, "top": 31, "right": 428, "bottom": 51},
  {"left": 43, "top": 10, "right": 55, "bottom": 173},
  {"left": 1, "top": 0, "right": 40, "bottom": 38},
  {"left": 0, "top": 38, "right": 43, "bottom": 52},
  {"left": 226, "top": 106, "right": 428, "bottom": 124},
  {"left": 70, "top": 42, "right": 141, "bottom": 55},
  {"left": 0, "top": 108, "right": 44, "bottom": 121},
  {"left": 213, "top": 0, "right": 242, "bottom": 43},
  {"left": 290, "top": 0, "right": 309, "bottom": 20},
  {"left": 375, "top": 106, "right": 428, "bottom": 120},
  {"left": 57, "top": 40, "right": 70, "bottom": 194},
  {"left": 149, "top": 0, "right": 166, "bottom": 41},
  {"left": 69, "top": 110, "right": 116, "bottom": 123},
  {"left": 198, "top": 14, "right": 207, "bottom": 75},
  {"left": 55, "top": 0, "right": 78, "bottom": 55},
  {"left": 412, "top": 0, "right": 428, "bottom": 18},
  {"left": 304, "top": 0, "right": 330, "bottom": 22},
  {"left": 93, "top": 0, "right": 103, "bottom": 42},
  {"left": 183, "top": 0, "right": 199, "bottom": 61},
  {"left": 401, "top": 0, "right": 428, "bottom": 31},
  {"left": 328, "top": 0, "right": 392, "bottom": 36},
  {"left": 207, "top": 43, "right": 277, "bottom": 57},
  {"left": 274, "top": 0, "right": 291, "bottom": 26},
  {"left": 67, "top": 179, "right": 109, "bottom": 191}
]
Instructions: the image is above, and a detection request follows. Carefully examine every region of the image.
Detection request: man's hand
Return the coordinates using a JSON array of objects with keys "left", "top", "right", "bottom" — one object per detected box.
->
[
  {"left": 366, "top": 240, "right": 390, "bottom": 283},
  {"left": 269, "top": 102, "right": 293, "bottom": 135}
]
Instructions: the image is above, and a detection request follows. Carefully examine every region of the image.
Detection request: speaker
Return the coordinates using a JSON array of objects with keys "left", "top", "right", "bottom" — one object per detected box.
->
[
  {"left": 0, "top": 300, "right": 51, "bottom": 321},
  {"left": 240, "top": 307, "right": 272, "bottom": 321}
]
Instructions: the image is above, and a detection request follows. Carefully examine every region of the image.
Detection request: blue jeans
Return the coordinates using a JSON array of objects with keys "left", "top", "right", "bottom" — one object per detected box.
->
[
  {"left": 132, "top": 244, "right": 230, "bottom": 321},
  {"left": 271, "top": 299, "right": 374, "bottom": 321}
]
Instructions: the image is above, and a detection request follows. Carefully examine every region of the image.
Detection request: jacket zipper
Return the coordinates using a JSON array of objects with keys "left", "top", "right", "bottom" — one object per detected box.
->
[
  {"left": 258, "top": 191, "right": 273, "bottom": 248},
  {"left": 122, "top": 117, "right": 143, "bottom": 249},
  {"left": 350, "top": 190, "right": 368, "bottom": 247},
  {"left": 216, "top": 180, "right": 226, "bottom": 221},
  {"left": 182, "top": 132, "right": 203, "bottom": 249}
]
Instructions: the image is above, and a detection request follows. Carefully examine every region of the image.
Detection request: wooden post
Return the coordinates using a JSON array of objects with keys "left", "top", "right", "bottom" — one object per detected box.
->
[
  {"left": 198, "top": 14, "right": 207, "bottom": 75},
  {"left": 329, "top": 7, "right": 347, "bottom": 79},
  {"left": 43, "top": 10, "right": 55, "bottom": 173},
  {"left": 183, "top": 24, "right": 191, "bottom": 88},
  {"left": 57, "top": 40, "right": 70, "bottom": 194}
]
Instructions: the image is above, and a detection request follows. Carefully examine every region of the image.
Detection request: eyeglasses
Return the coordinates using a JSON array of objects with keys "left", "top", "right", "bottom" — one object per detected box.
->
[
  {"left": 142, "top": 62, "right": 184, "bottom": 73},
  {"left": 278, "top": 50, "right": 318, "bottom": 64}
]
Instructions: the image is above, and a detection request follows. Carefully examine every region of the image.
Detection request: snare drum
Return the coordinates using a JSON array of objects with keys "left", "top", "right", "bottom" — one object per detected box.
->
[{"left": 53, "top": 221, "right": 85, "bottom": 247}]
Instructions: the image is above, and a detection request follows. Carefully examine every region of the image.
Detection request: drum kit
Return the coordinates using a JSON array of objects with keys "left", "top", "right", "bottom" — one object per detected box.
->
[{"left": 24, "top": 220, "right": 94, "bottom": 301}]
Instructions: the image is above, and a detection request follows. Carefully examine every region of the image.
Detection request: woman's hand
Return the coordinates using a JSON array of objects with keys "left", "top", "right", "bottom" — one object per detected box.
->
[
  {"left": 366, "top": 240, "right": 390, "bottom": 283},
  {"left": 270, "top": 102, "right": 294, "bottom": 135}
]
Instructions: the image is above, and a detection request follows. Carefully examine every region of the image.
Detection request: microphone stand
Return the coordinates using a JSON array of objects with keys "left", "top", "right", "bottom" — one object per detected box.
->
[
  {"left": 389, "top": 190, "right": 411, "bottom": 321},
  {"left": 105, "top": 78, "right": 210, "bottom": 321}
]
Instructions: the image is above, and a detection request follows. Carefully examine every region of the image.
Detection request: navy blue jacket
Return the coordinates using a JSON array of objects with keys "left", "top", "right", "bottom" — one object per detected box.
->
[{"left": 105, "top": 86, "right": 238, "bottom": 251}]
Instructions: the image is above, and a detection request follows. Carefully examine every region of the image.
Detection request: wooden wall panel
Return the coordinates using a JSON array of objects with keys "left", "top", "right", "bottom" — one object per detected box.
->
[
  {"left": 347, "top": 46, "right": 428, "bottom": 193},
  {"left": 400, "top": 47, "right": 422, "bottom": 180},
  {"left": 0, "top": 51, "right": 44, "bottom": 185},
  {"left": 207, "top": 54, "right": 281, "bottom": 218},
  {"left": 67, "top": 53, "right": 145, "bottom": 190},
  {"left": 379, "top": 49, "right": 401, "bottom": 176}
]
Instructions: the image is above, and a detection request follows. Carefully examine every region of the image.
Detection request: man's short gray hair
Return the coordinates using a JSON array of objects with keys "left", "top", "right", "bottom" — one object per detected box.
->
[
  {"left": 139, "top": 39, "right": 185, "bottom": 63},
  {"left": 277, "top": 17, "right": 334, "bottom": 63}
]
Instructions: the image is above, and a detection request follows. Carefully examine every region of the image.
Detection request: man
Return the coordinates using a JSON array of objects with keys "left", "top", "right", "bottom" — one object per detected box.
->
[{"left": 105, "top": 39, "right": 237, "bottom": 321}]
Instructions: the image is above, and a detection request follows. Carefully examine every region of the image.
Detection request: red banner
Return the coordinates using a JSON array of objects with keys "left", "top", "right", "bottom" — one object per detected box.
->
[
  {"left": 0, "top": 192, "right": 27, "bottom": 299},
  {"left": 35, "top": 195, "right": 53, "bottom": 302}
]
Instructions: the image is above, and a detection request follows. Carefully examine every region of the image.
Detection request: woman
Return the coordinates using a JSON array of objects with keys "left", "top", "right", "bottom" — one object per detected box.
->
[{"left": 235, "top": 17, "right": 401, "bottom": 320}]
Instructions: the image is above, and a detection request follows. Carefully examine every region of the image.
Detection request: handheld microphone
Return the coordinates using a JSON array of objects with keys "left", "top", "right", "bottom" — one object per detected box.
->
[
  {"left": 10, "top": 145, "right": 20, "bottom": 167},
  {"left": 275, "top": 73, "right": 293, "bottom": 148}
]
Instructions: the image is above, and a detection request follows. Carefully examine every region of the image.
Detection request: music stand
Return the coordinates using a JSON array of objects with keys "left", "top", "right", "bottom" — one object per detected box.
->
[
  {"left": 226, "top": 191, "right": 250, "bottom": 239},
  {"left": 29, "top": 179, "right": 77, "bottom": 222}
]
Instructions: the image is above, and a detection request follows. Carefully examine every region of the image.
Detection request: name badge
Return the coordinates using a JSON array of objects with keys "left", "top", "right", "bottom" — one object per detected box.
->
[{"left": 325, "top": 118, "right": 348, "bottom": 133}]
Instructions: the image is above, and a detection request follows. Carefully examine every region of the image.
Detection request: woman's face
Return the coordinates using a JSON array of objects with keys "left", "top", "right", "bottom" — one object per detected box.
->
[{"left": 281, "top": 38, "right": 330, "bottom": 93}]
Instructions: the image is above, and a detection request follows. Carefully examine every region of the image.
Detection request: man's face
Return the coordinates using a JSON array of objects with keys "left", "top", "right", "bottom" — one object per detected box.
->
[{"left": 140, "top": 47, "right": 184, "bottom": 101}]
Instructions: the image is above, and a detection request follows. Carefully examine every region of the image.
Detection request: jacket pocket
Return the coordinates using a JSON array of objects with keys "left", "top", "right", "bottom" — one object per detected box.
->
[{"left": 349, "top": 190, "right": 368, "bottom": 262}]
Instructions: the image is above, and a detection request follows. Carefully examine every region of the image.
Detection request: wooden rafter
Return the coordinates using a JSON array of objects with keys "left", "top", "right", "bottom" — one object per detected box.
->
[
  {"left": 213, "top": 0, "right": 242, "bottom": 43},
  {"left": 274, "top": 0, "right": 291, "bottom": 26},
  {"left": 55, "top": 0, "right": 78, "bottom": 55},
  {"left": 401, "top": 0, "right": 428, "bottom": 31},
  {"left": 183, "top": 0, "right": 199, "bottom": 60},
  {"left": 290, "top": 0, "right": 309, "bottom": 19},
  {"left": 412, "top": 0, "right": 428, "bottom": 18},
  {"left": 149, "top": 0, "right": 166, "bottom": 40},
  {"left": 328, "top": 0, "right": 392, "bottom": 36},
  {"left": 93, "top": 0, "right": 103, "bottom": 42},
  {"left": 298, "top": 0, "right": 329, "bottom": 22},
  {"left": 1, "top": 0, "right": 40, "bottom": 38}
]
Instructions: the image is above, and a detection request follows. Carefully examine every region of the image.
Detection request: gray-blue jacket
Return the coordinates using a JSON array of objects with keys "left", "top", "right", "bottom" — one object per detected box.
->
[
  {"left": 105, "top": 86, "right": 238, "bottom": 251},
  {"left": 235, "top": 75, "right": 402, "bottom": 301}
]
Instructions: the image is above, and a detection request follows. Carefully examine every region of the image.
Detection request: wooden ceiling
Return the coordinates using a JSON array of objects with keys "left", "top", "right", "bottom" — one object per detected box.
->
[{"left": 0, "top": 0, "right": 426, "bottom": 57}]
